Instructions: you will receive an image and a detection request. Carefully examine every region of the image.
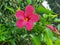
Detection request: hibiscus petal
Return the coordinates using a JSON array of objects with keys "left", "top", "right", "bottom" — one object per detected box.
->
[
  {"left": 16, "top": 20, "right": 25, "bottom": 28},
  {"left": 16, "top": 10, "right": 24, "bottom": 19},
  {"left": 29, "top": 14, "right": 40, "bottom": 22},
  {"left": 25, "top": 5, "right": 34, "bottom": 16},
  {"left": 26, "top": 22, "right": 34, "bottom": 31}
]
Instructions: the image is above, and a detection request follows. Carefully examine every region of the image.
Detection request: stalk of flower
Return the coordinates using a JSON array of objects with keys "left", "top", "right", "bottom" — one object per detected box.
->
[{"left": 16, "top": 5, "right": 40, "bottom": 31}]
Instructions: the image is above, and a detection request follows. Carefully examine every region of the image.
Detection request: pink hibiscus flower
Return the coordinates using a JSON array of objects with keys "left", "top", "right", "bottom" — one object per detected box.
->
[
  {"left": 47, "top": 25, "right": 58, "bottom": 32},
  {"left": 16, "top": 5, "right": 40, "bottom": 31}
]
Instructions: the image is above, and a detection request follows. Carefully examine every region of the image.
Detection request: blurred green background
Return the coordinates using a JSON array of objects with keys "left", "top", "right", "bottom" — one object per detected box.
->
[{"left": 0, "top": 0, "right": 60, "bottom": 45}]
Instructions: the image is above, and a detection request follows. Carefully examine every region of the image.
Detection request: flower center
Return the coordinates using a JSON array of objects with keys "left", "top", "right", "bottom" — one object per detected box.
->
[{"left": 24, "top": 17, "right": 29, "bottom": 21}]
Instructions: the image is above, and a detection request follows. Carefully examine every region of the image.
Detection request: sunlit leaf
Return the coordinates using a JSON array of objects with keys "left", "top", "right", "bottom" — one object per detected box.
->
[
  {"left": 55, "top": 39, "right": 60, "bottom": 45},
  {"left": 36, "top": 5, "right": 53, "bottom": 14},
  {"left": 57, "top": 24, "right": 60, "bottom": 31},
  {"left": 45, "top": 35, "right": 53, "bottom": 45},
  {"left": 9, "top": 39, "right": 16, "bottom": 45},
  {"left": 44, "top": 28, "right": 53, "bottom": 45},
  {"left": 54, "top": 18, "right": 60, "bottom": 22},
  {"left": 26, "top": 0, "right": 32, "bottom": 4},
  {"left": 5, "top": 6, "right": 15, "bottom": 13},
  {"left": 30, "top": 34, "right": 41, "bottom": 45},
  {"left": 17, "top": 7, "right": 21, "bottom": 11}
]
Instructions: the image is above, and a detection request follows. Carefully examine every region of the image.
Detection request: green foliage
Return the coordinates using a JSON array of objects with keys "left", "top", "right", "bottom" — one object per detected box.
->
[
  {"left": 6, "top": 6, "right": 15, "bottom": 13},
  {"left": 44, "top": 28, "right": 53, "bottom": 45},
  {"left": 26, "top": 0, "right": 32, "bottom": 4},
  {"left": 55, "top": 39, "right": 60, "bottom": 45},
  {"left": 57, "top": 24, "right": 60, "bottom": 31},
  {"left": 30, "top": 34, "right": 41, "bottom": 45},
  {"left": 0, "top": 0, "right": 60, "bottom": 45},
  {"left": 54, "top": 18, "right": 60, "bottom": 22},
  {"left": 36, "top": 5, "right": 53, "bottom": 14}
]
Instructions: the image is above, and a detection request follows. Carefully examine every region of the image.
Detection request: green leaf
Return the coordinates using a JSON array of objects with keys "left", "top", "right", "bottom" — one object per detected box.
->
[
  {"left": 26, "top": 0, "right": 32, "bottom": 4},
  {"left": 55, "top": 39, "right": 60, "bottom": 45},
  {"left": 9, "top": 39, "right": 16, "bottom": 45},
  {"left": 54, "top": 18, "right": 60, "bottom": 22},
  {"left": 5, "top": 6, "right": 15, "bottom": 13},
  {"left": 0, "top": 12, "right": 2, "bottom": 16},
  {"left": 36, "top": 5, "right": 53, "bottom": 14},
  {"left": 57, "top": 24, "right": 60, "bottom": 31},
  {"left": 0, "top": 35, "right": 6, "bottom": 41},
  {"left": 45, "top": 28, "right": 53, "bottom": 39},
  {"left": 17, "top": 7, "right": 21, "bottom": 11},
  {"left": 30, "top": 34, "right": 41, "bottom": 45},
  {"left": 45, "top": 35, "right": 53, "bottom": 45},
  {"left": 44, "top": 28, "right": 53, "bottom": 45},
  {"left": 16, "top": 0, "right": 20, "bottom": 4}
]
